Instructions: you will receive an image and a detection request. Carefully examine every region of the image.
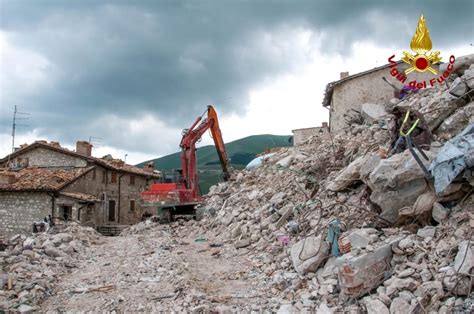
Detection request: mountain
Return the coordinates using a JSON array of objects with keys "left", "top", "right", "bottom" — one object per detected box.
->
[{"left": 136, "top": 134, "right": 292, "bottom": 193}]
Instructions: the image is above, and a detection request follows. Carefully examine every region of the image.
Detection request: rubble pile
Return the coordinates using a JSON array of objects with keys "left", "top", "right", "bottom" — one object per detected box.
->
[
  {"left": 202, "top": 64, "right": 474, "bottom": 312},
  {"left": 0, "top": 223, "right": 102, "bottom": 311}
]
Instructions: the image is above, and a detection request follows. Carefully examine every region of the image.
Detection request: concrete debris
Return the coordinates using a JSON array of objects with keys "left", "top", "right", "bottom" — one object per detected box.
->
[
  {"left": 0, "top": 222, "right": 102, "bottom": 310},
  {"left": 1, "top": 58, "right": 473, "bottom": 313}
]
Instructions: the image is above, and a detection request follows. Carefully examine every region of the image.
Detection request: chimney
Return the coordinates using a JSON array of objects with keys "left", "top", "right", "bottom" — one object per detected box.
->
[
  {"left": 322, "top": 122, "right": 328, "bottom": 128},
  {"left": 143, "top": 161, "right": 155, "bottom": 173},
  {"left": 50, "top": 141, "right": 61, "bottom": 148},
  {"left": 0, "top": 173, "right": 16, "bottom": 185},
  {"left": 76, "top": 141, "right": 93, "bottom": 157},
  {"left": 340, "top": 72, "right": 349, "bottom": 79}
]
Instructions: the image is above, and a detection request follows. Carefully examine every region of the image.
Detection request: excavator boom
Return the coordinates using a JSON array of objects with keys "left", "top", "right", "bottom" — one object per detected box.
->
[{"left": 141, "top": 105, "right": 230, "bottom": 221}]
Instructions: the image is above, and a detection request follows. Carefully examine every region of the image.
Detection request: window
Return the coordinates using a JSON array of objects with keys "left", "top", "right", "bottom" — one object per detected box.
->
[
  {"left": 92, "top": 169, "right": 96, "bottom": 180},
  {"left": 111, "top": 172, "right": 117, "bottom": 183},
  {"left": 130, "top": 175, "right": 135, "bottom": 185},
  {"left": 130, "top": 199, "right": 135, "bottom": 212},
  {"left": 102, "top": 170, "right": 107, "bottom": 183}
]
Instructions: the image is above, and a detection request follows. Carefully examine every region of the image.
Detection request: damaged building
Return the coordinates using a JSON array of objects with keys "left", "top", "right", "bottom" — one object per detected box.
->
[
  {"left": 0, "top": 141, "right": 160, "bottom": 236},
  {"left": 323, "top": 62, "right": 437, "bottom": 133}
]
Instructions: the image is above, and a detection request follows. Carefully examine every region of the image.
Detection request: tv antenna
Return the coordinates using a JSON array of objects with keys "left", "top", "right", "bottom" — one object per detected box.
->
[
  {"left": 8, "top": 105, "right": 30, "bottom": 166},
  {"left": 88, "top": 136, "right": 102, "bottom": 147}
]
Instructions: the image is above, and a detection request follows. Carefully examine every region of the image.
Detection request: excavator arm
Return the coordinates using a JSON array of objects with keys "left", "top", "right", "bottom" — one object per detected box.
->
[{"left": 179, "top": 106, "right": 231, "bottom": 196}]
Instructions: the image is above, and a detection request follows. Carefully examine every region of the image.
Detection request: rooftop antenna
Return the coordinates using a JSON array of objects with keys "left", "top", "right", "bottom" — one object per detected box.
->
[
  {"left": 88, "top": 136, "right": 102, "bottom": 147},
  {"left": 8, "top": 105, "right": 30, "bottom": 167}
]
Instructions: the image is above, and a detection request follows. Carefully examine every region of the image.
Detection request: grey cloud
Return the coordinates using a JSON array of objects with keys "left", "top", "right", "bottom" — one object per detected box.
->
[{"left": 0, "top": 0, "right": 472, "bottom": 156}]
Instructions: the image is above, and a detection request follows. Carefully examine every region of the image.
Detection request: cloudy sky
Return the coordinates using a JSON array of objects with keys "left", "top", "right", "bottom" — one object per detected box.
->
[{"left": 1, "top": 0, "right": 473, "bottom": 164}]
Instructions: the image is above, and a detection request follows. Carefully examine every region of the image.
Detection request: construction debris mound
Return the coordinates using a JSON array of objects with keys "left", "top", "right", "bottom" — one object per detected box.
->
[
  {"left": 202, "top": 64, "right": 474, "bottom": 312},
  {"left": 0, "top": 223, "right": 103, "bottom": 312}
]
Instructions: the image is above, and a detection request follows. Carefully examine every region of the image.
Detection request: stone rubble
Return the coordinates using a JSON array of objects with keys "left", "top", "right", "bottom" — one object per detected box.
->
[
  {"left": 200, "top": 63, "right": 474, "bottom": 312},
  {"left": 0, "top": 222, "right": 102, "bottom": 311},
  {"left": 0, "top": 62, "right": 473, "bottom": 312}
]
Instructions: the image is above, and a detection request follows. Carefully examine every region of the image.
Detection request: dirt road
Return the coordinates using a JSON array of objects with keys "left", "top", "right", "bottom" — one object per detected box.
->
[{"left": 40, "top": 221, "right": 274, "bottom": 312}]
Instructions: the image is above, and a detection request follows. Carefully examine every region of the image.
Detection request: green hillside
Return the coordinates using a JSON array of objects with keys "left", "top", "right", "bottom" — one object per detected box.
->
[{"left": 137, "top": 134, "right": 292, "bottom": 194}]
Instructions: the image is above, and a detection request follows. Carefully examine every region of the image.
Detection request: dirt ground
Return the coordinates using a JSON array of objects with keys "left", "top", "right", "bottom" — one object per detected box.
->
[{"left": 40, "top": 222, "right": 274, "bottom": 312}]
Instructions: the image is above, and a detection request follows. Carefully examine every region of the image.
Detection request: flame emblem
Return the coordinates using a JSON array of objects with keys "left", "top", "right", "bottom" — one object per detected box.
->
[{"left": 402, "top": 15, "right": 441, "bottom": 74}]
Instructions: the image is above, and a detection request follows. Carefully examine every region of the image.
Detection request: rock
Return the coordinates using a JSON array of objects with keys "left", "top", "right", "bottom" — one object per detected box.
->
[
  {"left": 315, "top": 302, "right": 332, "bottom": 314},
  {"left": 436, "top": 102, "right": 474, "bottom": 140},
  {"left": 277, "top": 155, "right": 294, "bottom": 168},
  {"left": 398, "top": 238, "right": 414, "bottom": 250},
  {"left": 417, "top": 226, "right": 436, "bottom": 239},
  {"left": 362, "top": 297, "right": 389, "bottom": 314},
  {"left": 234, "top": 239, "right": 251, "bottom": 249},
  {"left": 389, "top": 297, "right": 412, "bottom": 314},
  {"left": 44, "top": 245, "right": 63, "bottom": 258},
  {"left": 343, "top": 228, "right": 379, "bottom": 249},
  {"left": 440, "top": 53, "right": 474, "bottom": 76},
  {"left": 277, "top": 303, "right": 298, "bottom": 314},
  {"left": 270, "top": 192, "right": 286, "bottom": 204},
  {"left": 361, "top": 103, "right": 388, "bottom": 123},
  {"left": 385, "top": 277, "right": 418, "bottom": 296},
  {"left": 432, "top": 202, "right": 450, "bottom": 223},
  {"left": 464, "top": 65, "right": 474, "bottom": 89},
  {"left": 327, "top": 155, "right": 372, "bottom": 191},
  {"left": 397, "top": 268, "right": 415, "bottom": 278},
  {"left": 454, "top": 241, "right": 473, "bottom": 275},
  {"left": 17, "top": 304, "right": 37, "bottom": 313},
  {"left": 448, "top": 77, "right": 468, "bottom": 97},
  {"left": 368, "top": 150, "right": 434, "bottom": 224},
  {"left": 290, "top": 236, "right": 329, "bottom": 275}
]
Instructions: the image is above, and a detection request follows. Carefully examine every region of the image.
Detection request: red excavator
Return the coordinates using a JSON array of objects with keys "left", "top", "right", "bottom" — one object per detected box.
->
[{"left": 141, "top": 105, "right": 231, "bottom": 221}]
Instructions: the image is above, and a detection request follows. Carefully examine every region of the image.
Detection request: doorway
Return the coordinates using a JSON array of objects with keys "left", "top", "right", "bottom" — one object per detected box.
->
[{"left": 108, "top": 200, "right": 116, "bottom": 222}]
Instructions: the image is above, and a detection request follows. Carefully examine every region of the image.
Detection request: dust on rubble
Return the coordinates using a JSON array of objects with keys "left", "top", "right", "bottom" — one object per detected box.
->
[{"left": 37, "top": 220, "right": 273, "bottom": 312}]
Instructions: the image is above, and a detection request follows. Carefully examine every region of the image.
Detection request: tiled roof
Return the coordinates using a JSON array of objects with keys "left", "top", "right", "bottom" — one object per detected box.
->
[
  {"left": 0, "top": 141, "right": 160, "bottom": 178},
  {"left": 0, "top": 167, "right": 93, "bottom": 192}
]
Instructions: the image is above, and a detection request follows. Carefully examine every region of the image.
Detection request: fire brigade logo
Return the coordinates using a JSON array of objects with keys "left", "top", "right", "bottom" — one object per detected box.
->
[
  {"left": 401, "top": 15, "right": 441, "bottom": 75},
  {"left": 388, "top": 14, "right": 455, "bottom": 89}
]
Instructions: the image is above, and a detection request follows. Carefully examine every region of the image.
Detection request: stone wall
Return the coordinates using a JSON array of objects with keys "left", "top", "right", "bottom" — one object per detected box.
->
[
  {"left": 0, "top": 192, "right": 51, "bottom": 236},
  {"left": 63, "top": 166, "right": 157, "bottom": 227},
  {"left": 292, "top": 127, "right": 328, "bottom": 146},
  {"left": 329, "top": 63, "right": 437, "bottom": 133},
  {"left": 10, "top": 147, "right": 87, "bottom": 168}
]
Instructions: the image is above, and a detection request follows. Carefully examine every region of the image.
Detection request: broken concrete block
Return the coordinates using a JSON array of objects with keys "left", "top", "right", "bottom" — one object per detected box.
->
[
  {"left": 368, "top": 149, "right": 434, "bottom": 224},
  {"left": 436, "top": 102, "right": 474, "bottom": 141},
  {"left": 44, "top": 245, "right": 63, "bottom": 258},
  {"left": 454, "top": 241, "right": 473, "bottom": 275},
  {"left": 432, "top": 202, "right": 450, "bottom": 223},
  {"left": 463, "top": 65, "right": 474, "bottom": 89},
  {"left": 234, "top": 238, "right": 251, "bottom": 249},
  {"left": 336, "top": 242, "right": 396, "bottom": 299},
  {"left": 448, "top": 77, "right": 468, "bottom": 97},
  {"left": 361, "top": 103, "right": 388, "bottom": 123},
  {"left": 277, "top": 155, "right": 294, "bottom": 168},
  {"left": 327, "top": 155, "right": 372, "bottom": 191},
  {"left": 362, "top": 297, "right": 389, "bottom": 314},
  {"left": 389, "top": 297, "right": 412, "bottom": 314},
  {"left": 416, "top": 226, "right": 435, "bottom": 239},
  {"left": 290, "top": 236, "right": 329, "bottom": 275}
]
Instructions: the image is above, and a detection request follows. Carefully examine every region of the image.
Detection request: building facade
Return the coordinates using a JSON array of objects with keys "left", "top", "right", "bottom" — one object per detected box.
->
[
  {"left": 0, "top": 141, "right": 160, "bottom": 236},
  {"left": 322, "top": 62, "right": 438, "bottom": 133},
  {"left": 292, "top": 123, "right": 329, "bottom": 146}
]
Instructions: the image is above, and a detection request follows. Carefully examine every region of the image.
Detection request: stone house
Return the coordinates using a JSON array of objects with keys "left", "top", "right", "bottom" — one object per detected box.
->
[
  {"left": 0, "top": 141, "right": 160, "bottom": 236},
  {"left": 322, "top": 61, "right": 438, "bottom": 133},
  {"left": 292, "top": 123, "right": 329, "bottom": 146}
]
